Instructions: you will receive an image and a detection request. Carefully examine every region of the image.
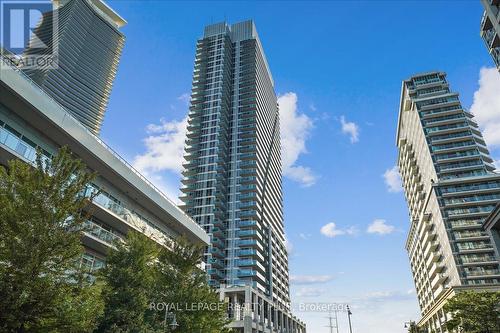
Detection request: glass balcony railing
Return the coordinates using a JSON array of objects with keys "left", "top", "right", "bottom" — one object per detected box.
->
[
  {"left": 0, "top": 121, "right": 51, "bottom": 165},
  {"left": 439, "top": 160, "right": 483, "bottom": 171},
  {"left": 457, "top": 242, "right": 492, "bottom": 251},
  {"left": 238, "top": 239, "right": 258, "bottom": 246},
  {"left": 0, "top": 118, "right": 174, "bottom": 249},
  {"left": 454, "top": 231, "right": 488, "bottom": 239},
  {"left": 83, "top": 185, "right": 174, "bottom": 248},
  {"left": 461, "top": 255, "right": 497, "bottom": 264},
  {"left": 440, "top": 169, "right": 487, "bottom": 180},
  {"left": 425, "top": 114, "right": 465, "bottom": 126},
  {"left": 444, "top": 193, "right": 500, "bottom": 205},
  {"left": 439, "top": 181, "right": 500, "bottom": 194},
  {"left": 449, "top": 220, "right": 481, "bottom": 228},
  {"left": 80, "top": 253, "right": 105, "bottom": 273},
  {"left": 237, "top": 249, "right": 257, "bottom": 256},
  {"left": 429, "top": 131, "right": 471, "bottom": 142},
  {"left": 431, "top": 140, "right": 475, "bottom": 152},
  {"left": 447, "top": 205, "right": 496, "bottom": 217},
  {"left": 419, "top": 105, "right": 463, "bottom": 117},
  {"left": 238, "top": 229, "right": 258, "bottom": 237},
  {"left": 237, "top": 259, "right": 257, "bottom": 266},
  {"left": 465, "top": 269, "right": 500, "bottom": 277},
  {"left": 238, "top": 220, "right": 257, "bottom": 228},
  {"left": 426, "top": 122, "right": 468, "bottom": 134},
  {"left": 83, "top": 219, "right": 122, "bottom": 245},
  {"left": 237, "top": 269, "right": 257, "bottom": 277},
  {"left": 434, "top": 149, "right": 480, "bottom": 161}
]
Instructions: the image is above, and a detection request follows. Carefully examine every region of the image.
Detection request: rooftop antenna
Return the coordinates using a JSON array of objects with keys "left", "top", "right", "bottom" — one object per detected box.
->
[{"left": 326, "top": 310, "right": 339, "bottom": 333}]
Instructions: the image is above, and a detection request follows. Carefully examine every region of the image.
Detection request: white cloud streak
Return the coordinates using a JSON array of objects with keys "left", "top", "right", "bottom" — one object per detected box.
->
[
  {"left": 320, "top": 222, "right": 358, "bottom": 238},
  {"left": 340, "top": 115, "right": 360, "bottom": 143},
  {"left": 494, "top": 159, "right": 500, "bottom": 171},
  {"left": 133, "top": 117, "right": 188, "bottom": 176},
  {"left": 299, "top": 233, "right": 311, "bottom": 240},
  {"left": 367, "top": 219, "right": 396, "bottom": 235},
  {"left": 383, "top": 165, "right": 403, "bottom": 193},
  {"left": 177, "top": 93, "right": 191, "bottom": 105},
  {"left": 290, "top": 275, "right": 335, "bottom": 285},
  {"left": 470, "top": 67, "right": 500, "bottom": 148},
  {"left": 278, "top": 92, "right": 316, "bottom": 186},
  {"left": 284, "top": 237, "right": 294, "bottom": 255},
  {"left": 296, "top": 287, "right": 325, "bottom": 297}
]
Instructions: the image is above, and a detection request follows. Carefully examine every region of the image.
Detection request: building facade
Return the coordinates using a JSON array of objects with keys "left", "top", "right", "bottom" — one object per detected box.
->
[
  {"left": 180, "top": 21, "right": 305, "bottom": 332},
  {"left": 397, "top": 72, "right": 500, "bottom": 332},
  {"left": 480, "top": 0, "right": 500, "bottom": 70},
  {"left": 484, "top": 204, "right": 500, "bottom": 260},
  {"left": 1, "top": 54, "right": 209, "bottom": 276},
  {"left": 21, "top": 0, "right": 126, "bottom": 135}
]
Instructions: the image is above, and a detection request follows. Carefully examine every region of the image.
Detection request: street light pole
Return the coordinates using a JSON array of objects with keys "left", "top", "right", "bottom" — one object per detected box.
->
[
  {"left": 347, "top": 305, "right": 353, "bottom": 333},
  {"left": 163, "top": 309, "right": 178, "bottom": 332}
]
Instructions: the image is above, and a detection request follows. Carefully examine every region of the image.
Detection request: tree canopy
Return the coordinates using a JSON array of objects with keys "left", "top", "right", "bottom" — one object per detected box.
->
[
  {"left": 0, "top": 147, "right": 103, "bottom": 333},
  {"left": 0, "top": 147, "right": 231, "bottom": 333},
  {"left": 444, "top": 290, "right": 500, "bottom": 333}
]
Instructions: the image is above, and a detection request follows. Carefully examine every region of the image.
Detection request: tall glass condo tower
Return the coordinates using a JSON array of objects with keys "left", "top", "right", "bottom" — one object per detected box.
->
[
  {"left": 397, "top": 72, "right": 500, "bottom": 332},
  {"left": 21, "top": 0, "right": 126, "bottom": 135},
  {"left": 180, "top": 21, "right": 305, "bottom": 332}
]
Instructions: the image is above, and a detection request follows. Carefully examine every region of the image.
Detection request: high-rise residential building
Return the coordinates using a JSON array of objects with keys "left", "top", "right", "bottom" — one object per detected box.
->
[
  {"left": 484, "top": 204, "right": 500, "bottom": 257},
  {"left": 397, "top": 72, "right": 500, "bottom": 332},
  {"left": 480, "top": 0, "right": 500, "bottom": 69},
  {"left": 180, "top": 20, "right": 305, "bottom": 332},
  {"left": 1, "top": 53, "right": 208, "bottom": 277},
  {"left": 21, "top": 0, "right": 126, "bottom": 135}
]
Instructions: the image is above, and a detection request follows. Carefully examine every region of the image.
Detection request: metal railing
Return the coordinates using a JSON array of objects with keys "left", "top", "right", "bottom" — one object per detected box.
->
[{"left": 0, "top": 54, "right": 204, "bottom": 234}]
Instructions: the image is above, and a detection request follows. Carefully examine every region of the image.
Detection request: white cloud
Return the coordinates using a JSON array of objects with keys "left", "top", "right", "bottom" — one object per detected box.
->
[
  {"left": 290, "top": 275, "right": 335, "bottom": 285},
  {"left": 133, "top": 117, "right": 188, "bottom": 176},
  {"left": 299, "top": 233, "right": 311, "bottom": 240},
  {"left": 285, "top": 165, "right": 316, "bottom": 187},
  {"left": 470, "top": 67, "right": 500, "bottom": 148},
  {"left": 278, "top": 92, "right": 316, "bottom": 187},
  {"left": 284, "top": 237, "right": 294, "bottom": 255},
  {"left": 320, "top": 222, "right": 358, "bottom": 238},
  {"left": 340, "top": 115, "right": 360, "bottom": 143},
  {"left": 383, "top": 165, "right": 403, "bottom": 193},
  {"left": 360, "top": 290, "right": 416, "bottom": 304},
  {"left": 494, "top": 159, "right": 500, "bottom": 171},
  {"left": 367, "top": 219, "right": 395, "bottom": 235},
  {"left": 296, "top": 287, "right": 325, "bottom": 297},
  {"left": 177, "top": 93, "right": 191, "bottom": 105}
]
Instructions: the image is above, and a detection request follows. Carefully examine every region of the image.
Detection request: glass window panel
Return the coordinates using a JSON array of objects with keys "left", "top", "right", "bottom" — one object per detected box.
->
[{"left": 5, "top": 133, "right": 19, "bottom": 150}]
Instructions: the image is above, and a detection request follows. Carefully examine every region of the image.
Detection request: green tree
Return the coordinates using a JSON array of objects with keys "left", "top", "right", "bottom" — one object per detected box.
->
[
  {"left": 96, "top": 231, "right": 162, "bottom": 333},
  {"left": 444, "top": 291, "right": 500, "bottom": 333},
  {"left": 154, "top": 238, "right": 231, "bottom": 333},
  {"left": 97, "top": 234, "right": 231, "bottom": 333},
  {"left": 0, "top": 147, "right": 103, "bottom": 333},
  {"left": 405, "top": 321, "right": 419, "bottom": 333}
]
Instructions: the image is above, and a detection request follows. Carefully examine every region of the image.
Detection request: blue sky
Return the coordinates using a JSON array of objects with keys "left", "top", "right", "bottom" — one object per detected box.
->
[{"left": 101, "top": 1, "right": 500, "bottom": 332}]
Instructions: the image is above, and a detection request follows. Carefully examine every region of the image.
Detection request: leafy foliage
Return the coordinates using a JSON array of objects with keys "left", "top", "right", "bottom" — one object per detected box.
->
[
  {"left": 96, "top": 232, "right": 161, "bottom": 333},
  {"left": 444, "top": 291, "right": 500, "bottom": 333},
  {"left": 0, "top": 147, "right": 103, "bottom": 333},
  {"left": 154, "top": 238, "right": 231, "bottom": 332},
  {"left": 0, "top": 147, "right": 231, "bottom": 332},
  {"left": 98, "top": 234, "right": 231, "bottom": 333}
]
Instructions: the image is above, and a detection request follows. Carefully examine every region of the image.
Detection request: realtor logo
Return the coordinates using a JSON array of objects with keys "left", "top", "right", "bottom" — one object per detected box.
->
[{"left": 0, "top": 0, "right": 58, "bottom": 69}]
